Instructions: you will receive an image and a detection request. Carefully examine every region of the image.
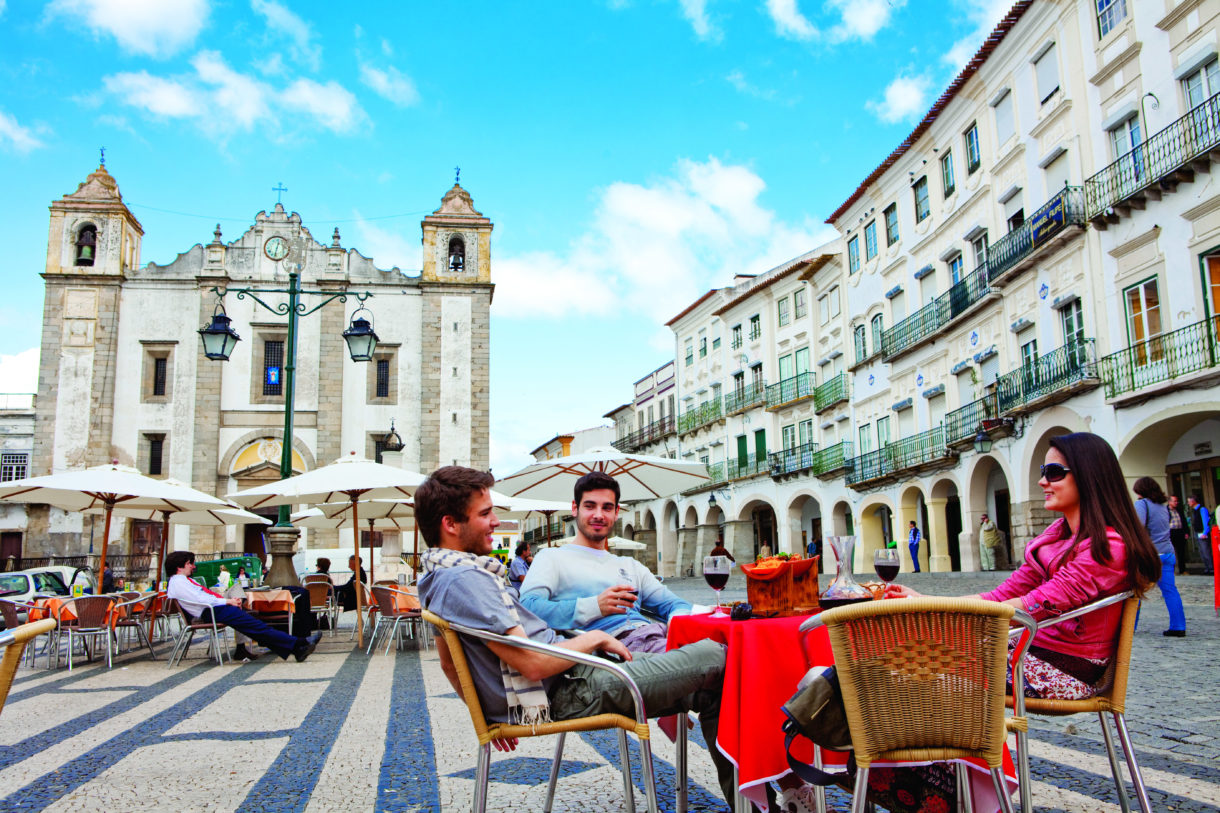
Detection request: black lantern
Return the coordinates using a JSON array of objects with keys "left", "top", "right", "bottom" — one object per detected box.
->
[
  {"left": 342, "top": 305, "right": 379, "bottom": 362},
  {"left": 708, "top": 492, "right": 717, "bottom": 509},
  {"left": 198, "top": 304, "right": 241, "bottom": 361},
  {"left": 973, "top": 427, "right": 993, "bottom": 454},
  {"left": 383, "top": 419, "right": 404, "bottom": 453}
]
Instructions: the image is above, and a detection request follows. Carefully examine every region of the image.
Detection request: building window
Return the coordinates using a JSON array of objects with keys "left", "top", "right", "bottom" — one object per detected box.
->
[
  {"left": 818, "top": 294, "right": 829, "bottom": 325},
  {"left": 870, "top": 314, "right": 884, "bottom": 353},
  {"left": 685, "top": 339, "right": 694, "bottom": 366},
  {"left": 1007, "top": 208, "right": 1025, "bottom": 232},
  {"left": 749, "top": 314, "right": 761, "bottom": 341},
  {"left": 375, "top": 358, "right": 390, "bottom": 398},
  {"left": 1, "top": 453, "right": 28, "bottom": 482},
  {"left": 793, "top": 288, "right": 807, "bottom": 319},
  {"left": 948, "top": 252, "right": 963, "bottom": 284},
  {"left": 853, "top": 324, "right": 868, "bottom": 362},
  {"left": 913, "top": 177, "right": 930, "bottom": 223},
  {"left": 964, "top": 123, "right": 981, "bottom": 173},
  {"left": 74, "top": 225, "right": 97, "bottom": 267},
  {"left": 712, "top": 335, "right": 721, "bottom": 350},
  {"left": 731, "top": 324, "right": 742, "bottom": 349},
  {"left": 864, "top": 221, "right": 878, "bottom": 260},
  {"left": 152, "top": 357, "right": 167, "bottom": 397},
  {"left": 857, "top": 422, "right": 872, "bottom": 455},
  {"left": 829, "top": 286, "right": 841, "bottom": 318},
  {"left": 883, "top": 204, "right": 899, "bottom": 245},
  {"left": 798, "top": 419, "right": 813, "bottom": 446},
  {"left": 145, "top": 434, "right": 165, "bottom": 476},
  {"left": 750, "top": 364, "right": 764, "bottom": 390},
  {"left": 971, "top": 232, "right": 989, "bottom": 270},
  {"left": 795, "top": 347, "right": 810, "bottom": 375},
  {"left": 1109, "top": 116, "right": 1144, "bottom": 183},
  {"left": 778, "top": 353, "right": 794, "bottom": 381},
  {"left": 940, "top": 151, "right": 955, "bottom": 198},
  {"left": 848, "top": 235, "right": 861, "bottom": 273},
  {"left": 1124, "top": 278, "right": 1162, "bottom": 362},
  {"left": 1183, "top": 58, "right": 1219, "bottom": 109},
  {"left": 1097, "top": 0, "right": 1127, "bottom": 38},
  {"left": 263, "top": 340, "right": 284, "bottom": 396},
  {"left": 732, "top": 371, "right": 745, "bottom": 395},
  {"left": 993, "top": 89, "right": 1014, "bottom": 144},
  {"left": 366, "top": 346, "right": 399, "bottom": 404},
  {"left": 1034, "top": 43, "right": 1059, "bottom": 105},
  {"left": 142, "top": 345, "right": 175, "bottom": 403},
  {"left": 699, "top": 336, "right": 708, "bottom": 357},
  {"left": 1060, "top": 299, "right": 1085, "bottom": 346},
  {"left": 777, "top": 297, "right": 790, "bottom": 327},
  {"left": 782, "top": 424, "right": 797, "bottom": 450}
]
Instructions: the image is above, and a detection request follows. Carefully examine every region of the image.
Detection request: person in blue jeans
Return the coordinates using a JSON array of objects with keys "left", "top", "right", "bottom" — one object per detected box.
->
[
  {"left": 1133, "top": 478, "right": 1186, "bottom": 637},
  {"left": 1187, "top": 493, "right": 1214, "bottom": 574},
  {"left": 907, "top": 520, "right": 922, "bottom": 572}
]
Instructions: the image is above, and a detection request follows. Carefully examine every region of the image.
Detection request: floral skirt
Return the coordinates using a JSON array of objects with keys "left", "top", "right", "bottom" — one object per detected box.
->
[{"left": 1007, "top": 640, "right": 1110, "bottom": 700}]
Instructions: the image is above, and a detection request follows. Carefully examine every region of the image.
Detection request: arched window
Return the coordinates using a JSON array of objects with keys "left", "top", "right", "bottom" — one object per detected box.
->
[
  {"left": 448, "top": 236, "right": 465, "bottom": 272},
  {"left": 75, "top": 225, "right": 97, "bottom": 267},
  {"left": 871, "top": 313, "right": 885, "bottom": 355}
]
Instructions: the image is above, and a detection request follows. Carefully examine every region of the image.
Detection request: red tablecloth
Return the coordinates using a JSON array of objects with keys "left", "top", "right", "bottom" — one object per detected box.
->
[{"left": 668, "top": 612, "right": 1017, "bottom": 811}]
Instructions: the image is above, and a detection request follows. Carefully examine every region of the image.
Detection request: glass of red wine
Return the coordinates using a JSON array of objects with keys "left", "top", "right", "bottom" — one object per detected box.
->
[
  {"left": 874, "top": 548, "right": 900, "bottom": 586},
  {"left": 703, "top": 555, "right": 732, "bottom": 617}
]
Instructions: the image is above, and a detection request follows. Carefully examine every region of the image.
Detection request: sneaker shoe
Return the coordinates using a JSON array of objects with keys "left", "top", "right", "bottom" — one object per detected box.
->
[
  {"left": 233, "top": 645, "right": 259, "bottom": 661},
  {"left": 293, "top": 632, "right": 322, "bottom": 662},
  {"left": 777, "top": 783, "right": 820, "bottom": 813}
]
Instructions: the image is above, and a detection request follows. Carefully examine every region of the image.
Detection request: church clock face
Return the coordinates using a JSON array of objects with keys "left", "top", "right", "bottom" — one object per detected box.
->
[{"left": 264, "top": 236, "right": 289, "bottom": 261}]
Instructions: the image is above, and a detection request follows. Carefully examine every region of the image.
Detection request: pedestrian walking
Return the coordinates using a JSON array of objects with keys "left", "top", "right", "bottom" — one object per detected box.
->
[
  {"left": 1187, "top": 492, "right": 1214, "bottom": 574},
  {"left": 1133, "top": 478, "right": 1186, "bottom": 637},
  {"left": 907, "top": 520, "right": 921, "bottom": 572},
  {"left": 979, "top": 514, "right": 1000, "bottom": 571},
  {"left": 1167, "top": 494, "right": 1189, "bottom": 575}
]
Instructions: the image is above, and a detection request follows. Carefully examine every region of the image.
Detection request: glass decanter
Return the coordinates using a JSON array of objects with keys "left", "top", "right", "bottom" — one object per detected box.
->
[{"left": 818, "top": 535, "right": 874, "bottom": 610}]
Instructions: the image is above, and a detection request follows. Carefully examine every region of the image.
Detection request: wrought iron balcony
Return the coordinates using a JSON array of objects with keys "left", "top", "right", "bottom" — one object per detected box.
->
[
  {"left": 1099, "top": 316, "right": 1220, "bottom": 399},
  {"left": 846, "top": 426, "right": 953, "bottom": 488},
  {"left": 813, "top": 372, "right": 850, "bottom": 413},
  {"left": 724, "top": 382, "right": 767, "bottom": 414},
  {"left": 678, "top": 398, "right": 723, "bottom": 435},
  {"left": 943, "top": 397, "right": 992, "bottom": 446},
  {"left": 881, "top": 267, "right": 991, "bottom": 360},
  {"left": 726, "top": 452, "right": 769, "bottom": 481},
  {"left": 987, "top": 185, "right": 1086, "bottom": 285},
  {"left": 994, "top": 339, "right": 1098, "bottom": 414},
  {"left": 523, "top": 520, "right": 566, "bottom": 544},
  {"left": 1085, "top": 90, "right": 1220, "bottom": 223},
  {"left": 766, "top": 371, "right": 816, "bottom": 410},
  {"left": 612, "top": 414, "right": 676, "bottom": 453},
  {"left": 769, "top": 440, "right": 820, "bottom": 477},
  {"left": 810, "top": 440, "right": 853, "bottom": 478}
]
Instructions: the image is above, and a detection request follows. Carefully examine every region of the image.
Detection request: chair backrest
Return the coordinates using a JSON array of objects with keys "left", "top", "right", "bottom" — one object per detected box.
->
[
  {"left": 302, "top": 574, "right": 331, "bottom": 585},
  {"left": 70, "top": 595, "right": 117, "bottom": 629},
  {"left": 819, "top": 597, "right": 1015, "bottom": 770},
  {"left": 371, "top": 585, "right": 415, "bottom": 615},
  {"left": 306, "top": 582, "right": 332, "bottom": 607},
  {"left": 1, "top": 619, "right": 57, "bottom": 714},
  {"left": 0, "top": 600, "right": 21, "bottom": 629},
  {"left": 421, "top": 609, "right": 495, "bottom": 744},
  {"left": 1102, "top": 596, "right": 1139, "bottom": 714}
]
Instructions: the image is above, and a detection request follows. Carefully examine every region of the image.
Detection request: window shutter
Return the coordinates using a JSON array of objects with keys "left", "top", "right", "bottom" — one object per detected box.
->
[{"left": 1035, "top": 44, "right": 1059, "bottom": 103}]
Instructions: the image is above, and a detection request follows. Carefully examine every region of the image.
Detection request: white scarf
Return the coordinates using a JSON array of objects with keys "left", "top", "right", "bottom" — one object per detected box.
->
[{"left": 422, "top": 547, "right": 551, "bottom": 726}]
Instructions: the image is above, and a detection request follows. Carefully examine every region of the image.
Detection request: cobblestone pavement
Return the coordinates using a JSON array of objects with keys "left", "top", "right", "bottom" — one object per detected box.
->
[{"left": 0, "top": 571, "right": 1215, "bottom": 812}]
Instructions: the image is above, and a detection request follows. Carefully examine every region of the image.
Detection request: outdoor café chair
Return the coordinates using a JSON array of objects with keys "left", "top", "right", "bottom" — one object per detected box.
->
[
  {"left": 367, "top": 585, "right": 426, "bottom": 655},
  {"left": 346, "top": 583, "right": 378, "bottom": 642},
  {"left": 803, "top": 597, "right": 1036, "bottom": 813},
  {"left": 112, "top": 592, "right": 159, "bottom": 660},
  {"left": 56, "top": 595, "right": 118, "bottom": 671},
  {"left": 422, "top": 609, "right": 667, "bottom": 813},
  {"left": 167, "top": 600, "right": 230, "bottom": 667},
  {"left": 1006, "top": 591, "right": 1150, "bottom": 813},
  {"left": 306, "top": 582, "right": 338, "bottom": 637},
  {"left": 302, "top": 573, "right": 332, "bottom": 586},
  {"left": 0, "top": 599, "right": 50, "bottom": 668},
  {"left": 0, "top": 619, "right": 56, "bottom": 715}
]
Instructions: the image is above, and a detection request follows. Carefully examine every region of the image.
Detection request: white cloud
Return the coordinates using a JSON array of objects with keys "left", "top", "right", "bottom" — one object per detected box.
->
[
  {"left": 493, "top": 158, "right": 834, "bottom": 323},
  {"left": 0, "top": 349, "right": 39, "bottom": 392},
  {"left": 0, "top": 110, "right": 46, "bottom": 152},
  {"left": 251, "top": 0, "right": 321, "bottom": 72},
  {"left": 677, "top": 0, "right": 719, "bottom": 41},
  {"left": 359, "top": 64, "right": 419, "bottom": 107},
  {"left": 350, "top": 215, "right": 416, "bottom": 272},
  {"left": 826, "top": 0, "right": 904, "bottom": 42},
  {"left": 281, "top": 78, "right": 366, "bottom": 133},
  {"left": 102, "top": 71, "right": 200, "bottom": 118},
  {"left": 766, "top": 0, "right": 818, "bottom": 41},
  {"left": 725, "top": 70, "right": 777, "bottom": 101},
  {"left": 46, "top": 0, "right": 209, "bottom": 58},
  {"left": 0, "top": 1, "right": 7, "bottom": 16},
  {"left": 866, "top": 73, "right": 933, "bottom": 124},
  {"left": 942, "top": 0, "right": 1011, "bottom": 70},
  {"left": 192, "top": 50, "right": 270, "bottom": 129}
]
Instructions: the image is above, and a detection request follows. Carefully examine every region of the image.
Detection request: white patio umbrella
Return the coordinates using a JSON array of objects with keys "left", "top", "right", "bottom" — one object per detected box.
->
[
  {"left": 0, "top": 463, "right": 235, "bottom": 593},
  {"left": 498, "top": 496, "right": 570, "bottom": 548},
  {"left": 607, "top": 536, "right": 647, "bottom": 551},
  {"left": 495, "top": 446, "right": 709, "bottom": 502},
  {"left": 227, "top": 454, "right": 428, "bottom": 646},
  {"left": 293, "top": 503, "right": 417, "bottom": 583}
]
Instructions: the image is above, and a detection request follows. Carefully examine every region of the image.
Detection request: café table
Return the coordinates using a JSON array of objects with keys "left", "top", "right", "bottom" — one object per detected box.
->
[
  {"left": 667, "top": 611, "right": 1017, "bottom": 812},
  {"left": 244, "top": 587, "right": 297, "bottom": 634}
]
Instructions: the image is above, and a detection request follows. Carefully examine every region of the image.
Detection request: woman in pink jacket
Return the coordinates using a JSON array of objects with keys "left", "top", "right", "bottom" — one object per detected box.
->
[{"left": 887, "top": 432, "right": 1160, "bottom": 699}]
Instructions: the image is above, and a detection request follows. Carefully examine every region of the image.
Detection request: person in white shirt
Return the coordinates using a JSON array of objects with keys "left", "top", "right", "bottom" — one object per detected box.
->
[{"left": 165, "top": 550, "right": 320, "bottom": 662}]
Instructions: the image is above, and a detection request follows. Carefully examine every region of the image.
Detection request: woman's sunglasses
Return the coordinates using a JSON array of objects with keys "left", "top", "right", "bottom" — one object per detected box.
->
[{"left": 1040, "top": 463, "right": 1072, "bottom": 482}]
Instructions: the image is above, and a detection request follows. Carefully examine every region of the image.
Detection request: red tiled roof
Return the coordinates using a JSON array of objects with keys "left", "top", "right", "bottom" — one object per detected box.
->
[{"left": 825, "top": 0, "right": 1034, "bottom": 225}]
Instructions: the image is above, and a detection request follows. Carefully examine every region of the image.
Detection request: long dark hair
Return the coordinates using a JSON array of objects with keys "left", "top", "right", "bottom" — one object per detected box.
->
[
  {"left": 1048, "top": 433, "right": 1160, "bottom": 596},
  {"left": 1132, "top": 476, "right": 1167, "bottom": 504}
]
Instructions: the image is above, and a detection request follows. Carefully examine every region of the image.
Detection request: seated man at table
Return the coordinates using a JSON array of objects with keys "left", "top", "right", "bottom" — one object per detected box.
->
[
  {"left": 415, "top": 465, "right": 736, "bottom": 808},
  {"left": 520, "top": 471, "right": 697, "bottom": 654},
  {"left": 165, "top": 550, "right": 320, "bottom": 663},
  {"left": 335, "top": 554, "right": 367, "bottom": 612}
]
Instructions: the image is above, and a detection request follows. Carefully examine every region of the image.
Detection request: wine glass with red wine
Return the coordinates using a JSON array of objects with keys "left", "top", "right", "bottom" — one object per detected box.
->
[
  {"left": 874, "top": 548, "right": 900, "bottom": 585},
  {"left": 703, "top": 555, "right": 732, "bottom": 617}
]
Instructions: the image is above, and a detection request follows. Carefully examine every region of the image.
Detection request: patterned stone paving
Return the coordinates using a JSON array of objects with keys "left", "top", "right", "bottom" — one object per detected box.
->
[{"left": 0, "top": 572, "right": 1215, "bottom": 811}]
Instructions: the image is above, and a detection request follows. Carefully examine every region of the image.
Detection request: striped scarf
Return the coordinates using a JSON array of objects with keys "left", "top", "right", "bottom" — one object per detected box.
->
[{"left": 422, "top": 547, "right": 551, "bottom": 726}]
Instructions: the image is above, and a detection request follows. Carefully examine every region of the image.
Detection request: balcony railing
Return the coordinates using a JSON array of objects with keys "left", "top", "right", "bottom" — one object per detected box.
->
[
  {"left": 944, "top": 397, "right": 992, "bottom": 446},
  {"left": 846, "top": 427, "right": 951, "bottom": 487},
  {"left": 987, "top": 185, "right": 1086, "bottom": 284},
  {"left": 678, "top": 398, "right": 723, "bottom": 435},
  {"left": 724, "top": 382, "right": 767, "bottom": 414},
  {"left": 1086, "top": 90, "right": 1220, "bottom": 219},
  {"left": 766, "top": 371, "right": 816, "bottom": 410},
  {"left": 727, "top": 452, "right": 769, "bottom": 481},
  {"left": 810, "top": 440, "right": 853, "bottom": 477},
  {"left": 612, "top": 414, "right": 677, "bottom": 452},
  {"left": 1099, "top": 317, "right": 1220, "bottom": 398},
  {"left": 523, "top": 521, "right": 567, "bottom": 544},
  {"left": 881, "top": 267, "right": 991, "bottom": 359},
  {"left": 813, "top": 372, "right": 849, "bottom": 413},
  {"left": 995, "top": 339, "right": 1097, "bottom": 413},
  {"left": 769, "top": 440, "right": 819, "bottom": 477}
]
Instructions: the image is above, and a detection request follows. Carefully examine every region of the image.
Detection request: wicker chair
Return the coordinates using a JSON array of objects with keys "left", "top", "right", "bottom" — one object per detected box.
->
[
  {"left": 367, "top": 585, "right": 425, "bottom": 655},
  {"left": 111, "top": 592, "right": 159, "bottom": 659},
  {"left": 0, "top": 619, "right": 57, "bottom": 714},
  {"left": 422, "top": 609, "right": 666, "bottom": 813},
  {"left": 166, "top": 600, "right": 230, "bottom": 667},
  {"left": 0, "top": 600, "right": 49, "bottom": 668},
  {"left": 1007, "top": 591, "right": 1149, "bottom": 813},
  {"left": 805, "top": 598, "right": 1036, "bottom": 813},
  {"left": 57, "top": 596, "right": 118, "bottom": 671},
  {"left": 306, "top": 582, "right": 338, "bottom": 637}
]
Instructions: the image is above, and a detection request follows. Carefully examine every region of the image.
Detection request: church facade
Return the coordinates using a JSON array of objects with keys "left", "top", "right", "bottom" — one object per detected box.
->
[{"left": 26, "top": 164, "right": 492, "bottom": 562}]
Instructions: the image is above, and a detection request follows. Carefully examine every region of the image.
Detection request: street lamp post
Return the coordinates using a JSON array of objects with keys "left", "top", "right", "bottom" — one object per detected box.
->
[{"left": 199, "top": 263, "right": 378, "bottom": 586}]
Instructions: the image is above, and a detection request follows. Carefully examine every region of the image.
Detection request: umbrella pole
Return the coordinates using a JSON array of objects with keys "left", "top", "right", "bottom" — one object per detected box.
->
[
  {"left": 150, "top": 510, "right": 170, "bottom": 640},
  {"left": 367, "top": 518, "right": 376, "bottom": 583},
  {"left": 98, "top": 502, "right": 114, "bottom": 593},
  {"left": 351, "top": 496, "right": 364, "bottom": 647},
  {"left": 412, "top": 524, "right": 419, "bottom": 584},
  {"left": 544, "top": 510, "right": 554, "bottom": 548}
]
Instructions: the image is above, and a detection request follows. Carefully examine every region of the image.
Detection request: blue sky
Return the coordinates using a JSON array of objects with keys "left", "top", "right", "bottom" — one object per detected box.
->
[{"left": 0, "top": 0, "right": 1013, "bottom": 475}]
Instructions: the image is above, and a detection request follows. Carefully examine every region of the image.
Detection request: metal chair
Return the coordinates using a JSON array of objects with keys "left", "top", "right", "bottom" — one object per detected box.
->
[
  {"left": 0, "top": 600, "right": 49, "bottom": 668},
  {"left": 0, "top": 619, "right": 56, "bottom": 715},
  {"left": 111, "top": 592, "right": 159, "bottom": 659},
  {"left": 166, "top": 601, "right": 230, "bottom": 667},
  {"left": 306, "top": 582, "right": 338, "bottom": 637},
  {"left": 802, "top": 598, "right": 1036, "bottom": 813},
  {"left": 423, "top": 609, "right": 666, "bottom": 813},
  {"left": 346, "top": 583, "right": 378, "bottom": 642},
  {"left": 367, "top": 585, "right": 425, "bottom": 654},
  {"left": 56, "top": 596, "right": 118, "bottom": 671},
  {"left": 1007, "top": 591, "right": 1150, "bottom": 813},
  {"left": 302, "top": 573, "right": 332, "bottom": 586}
]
